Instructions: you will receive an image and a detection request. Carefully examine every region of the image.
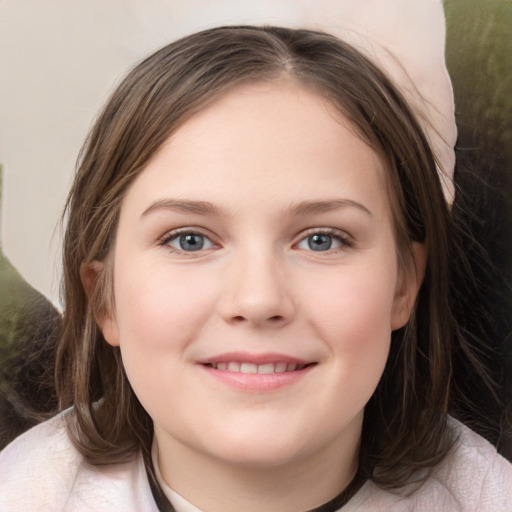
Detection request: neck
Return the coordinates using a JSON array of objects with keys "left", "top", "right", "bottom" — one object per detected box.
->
[{"left": 154, "top": 420, "right": 361, "bottom": 512}]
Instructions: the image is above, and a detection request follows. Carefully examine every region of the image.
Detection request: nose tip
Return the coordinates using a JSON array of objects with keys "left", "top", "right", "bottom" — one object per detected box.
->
[{"left": 219, "top": 258, "right": 295, "bottom": 328}]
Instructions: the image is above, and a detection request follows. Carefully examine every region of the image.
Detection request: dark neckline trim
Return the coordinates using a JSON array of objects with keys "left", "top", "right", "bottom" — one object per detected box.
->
[
  {"left": 146, "top": 461, "right": 366, "bottom": 512},
  {"left": 147, "top": 465, "right": 176, "bottom": 512},
  {"left": 309, "top": 471, "right": 367, "bottom": 511}
]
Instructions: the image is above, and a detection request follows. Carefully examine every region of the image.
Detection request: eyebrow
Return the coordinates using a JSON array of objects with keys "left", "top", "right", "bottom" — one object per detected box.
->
[
  {"left": 142, "top": 199, "right": 224, "bottom": 217},
  {"left": 289, "top": 199, "right": 373, "bottom": 217},
  {"left": 141, "top": 198, "right": 373, "bottom": 218}
]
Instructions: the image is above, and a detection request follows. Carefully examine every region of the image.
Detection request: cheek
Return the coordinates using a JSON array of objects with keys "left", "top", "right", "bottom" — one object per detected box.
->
[
  {"left": 111, "top": 260, "right": 219, "bottom": 375},
  {"left": 304, "top": 262, "right": 397, "bottom": 341},
  {"left": 111, "top": 261, "right": 220, "bottom": 416},
  {"left": 300, "top": 262, "right": 397, "bottom": 388}
]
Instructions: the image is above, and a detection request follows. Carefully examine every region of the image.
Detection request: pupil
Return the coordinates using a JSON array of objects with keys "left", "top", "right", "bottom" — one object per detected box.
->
[
  {"left": 308, "top": 234, "right": 332, "bottom": 251},
  {"left": 180, "top": 234, "right": 204, "bottom": 251}
]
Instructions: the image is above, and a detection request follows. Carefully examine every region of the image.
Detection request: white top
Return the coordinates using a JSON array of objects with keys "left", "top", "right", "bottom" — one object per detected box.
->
[{"left": 0, "top": 411, "right": 511, "bottom": 511}]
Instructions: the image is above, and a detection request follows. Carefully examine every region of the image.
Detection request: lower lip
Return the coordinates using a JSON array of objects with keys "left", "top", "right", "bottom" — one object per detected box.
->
[{"left": 198, "top": 364, "right": 315, "bottom": 392}]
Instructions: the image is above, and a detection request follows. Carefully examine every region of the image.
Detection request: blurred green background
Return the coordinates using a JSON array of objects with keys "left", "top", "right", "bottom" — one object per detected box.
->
[
  {"left": 0, "top": 168, "right": 59, "bottom": 445},
  {"left": 444, "top": 0, "right": 512, "bottom": 458}
]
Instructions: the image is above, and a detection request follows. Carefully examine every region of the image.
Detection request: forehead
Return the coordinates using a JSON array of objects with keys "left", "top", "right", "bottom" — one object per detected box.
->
[{"left": 121, "top": 83, "right": 391, "bottom": 222}]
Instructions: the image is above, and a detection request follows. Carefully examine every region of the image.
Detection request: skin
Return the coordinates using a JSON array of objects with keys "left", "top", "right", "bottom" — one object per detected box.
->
[{"left": 93, "top": 83, "right": 425, "bottom": 512}]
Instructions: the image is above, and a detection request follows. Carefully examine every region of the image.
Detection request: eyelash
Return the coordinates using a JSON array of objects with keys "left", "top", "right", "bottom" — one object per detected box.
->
[
  {"left": 294, "top": 228, "right": 354, "bottom": 252},
  {"left": 158, "top": 228, "right": 217, "bottom": 254},
  {"left": 157, "top": 227, "right": 354, "bottom": 254}
]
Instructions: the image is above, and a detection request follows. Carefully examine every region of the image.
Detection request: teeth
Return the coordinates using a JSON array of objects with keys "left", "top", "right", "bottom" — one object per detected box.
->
[
  {"left": 258, "top": 363, "right": 275, "bottom": 374},
  {"left": 208, "top": 361, "right": 308, "bottom": 374},
  {"left": 275, "top": 362, "right": 287, "bottom": 373},
  {"left": 240, "top": 363, "right": 258, "bottom": 374},
  {"left": 227, "top": 362, "right": 241, "bottom": 372}
]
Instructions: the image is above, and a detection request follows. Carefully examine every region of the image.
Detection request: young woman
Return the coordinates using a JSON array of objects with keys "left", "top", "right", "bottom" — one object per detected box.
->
[{"left": 0, "top": 25, "right": 510, "bottom": 511}]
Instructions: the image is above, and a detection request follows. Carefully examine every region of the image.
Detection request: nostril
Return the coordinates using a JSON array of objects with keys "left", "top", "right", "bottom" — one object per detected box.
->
[{"left": 230, "top": 314, "right": 284, "bottom": 324}]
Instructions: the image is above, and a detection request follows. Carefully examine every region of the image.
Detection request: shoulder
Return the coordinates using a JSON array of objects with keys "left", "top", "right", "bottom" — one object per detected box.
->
[
  {"left": 410, "top": 418, "right": 512, "bottom": 511},
  {"left": 0, "top": 410, "right": 80, "bottom": 509},
  {"left": 0, "top": 410, "right": 158, "bottom": 511},
  {"left": 345, "top": 418, "right": 512, "bottom": 512},
  {"left": 412, "top": 418, "right": 512, "bottom": 511},
  {"left": 429, "top": 417, "right": 512, "bottom": 510}
]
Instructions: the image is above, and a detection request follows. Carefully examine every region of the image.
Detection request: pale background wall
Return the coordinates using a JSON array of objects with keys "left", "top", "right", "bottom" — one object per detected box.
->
[{"left": 0, "top": 0, "right": 307, "bottom": 307}]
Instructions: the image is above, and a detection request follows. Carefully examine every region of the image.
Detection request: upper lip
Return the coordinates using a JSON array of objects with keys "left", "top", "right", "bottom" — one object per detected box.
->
[{"left": 197, "top": 352, "right": 314, "bottom": 365}]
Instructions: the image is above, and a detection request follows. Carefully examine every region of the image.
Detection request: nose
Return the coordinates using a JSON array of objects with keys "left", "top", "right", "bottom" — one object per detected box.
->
[{"left": 218, "top": 249, "right": 295, "bottom": 328}]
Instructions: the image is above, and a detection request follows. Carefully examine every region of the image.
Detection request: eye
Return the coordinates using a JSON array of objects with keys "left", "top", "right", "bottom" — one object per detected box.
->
[
  {"left": 296, "top": 230, "right": 351, "bottom": 252},
  {"left": 163, "top": 231, "right": 215, "bottom": 252}
]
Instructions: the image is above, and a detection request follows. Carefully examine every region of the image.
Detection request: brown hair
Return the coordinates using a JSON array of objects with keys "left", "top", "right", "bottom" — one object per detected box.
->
[{"left": 58, "top": 26, "right": 455, "bottom": 490}]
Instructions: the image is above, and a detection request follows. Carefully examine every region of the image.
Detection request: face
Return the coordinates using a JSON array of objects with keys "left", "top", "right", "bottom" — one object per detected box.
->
[{"left": 97, "top": 83, "right": 423, "bottom": 472}]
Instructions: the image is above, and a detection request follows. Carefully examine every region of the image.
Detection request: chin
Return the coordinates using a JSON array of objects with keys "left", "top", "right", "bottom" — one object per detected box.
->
[
  {"left": 216, "top": 446, "right": 303, "bottom": 469},
  {"left": 205, "top": 427, "right": 316, "bottom": 469}
]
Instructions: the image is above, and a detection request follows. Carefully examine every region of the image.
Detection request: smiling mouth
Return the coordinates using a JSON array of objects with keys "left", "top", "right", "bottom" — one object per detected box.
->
[{"left": 203, "top": 362, "right": 314, "bottom": 374}]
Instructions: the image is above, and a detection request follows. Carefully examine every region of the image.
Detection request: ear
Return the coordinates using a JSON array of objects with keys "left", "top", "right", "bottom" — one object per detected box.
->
[
  {"left": 391, "top": 242, "right": 427, "bottom": 331},
  {"left": 80, "top": 261, "right": 120, "bottom": 347}
]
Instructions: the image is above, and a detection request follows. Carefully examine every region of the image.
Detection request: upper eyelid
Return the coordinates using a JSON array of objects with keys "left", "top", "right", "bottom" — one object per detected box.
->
[
  {"left": 293, "top": 228, "right": 354, "bottom": 250},
  {"left": 158, "top": 227, "right": 217, "bottom": 245},
  {"left": 294, "top": 227, "right": 352, "bottom": 241},
  {"left": 156, "top": 226, "right": 353, "bottom": 247}
]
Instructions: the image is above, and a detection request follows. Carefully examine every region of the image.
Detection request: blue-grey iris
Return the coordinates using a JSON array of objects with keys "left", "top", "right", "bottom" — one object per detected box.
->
[
  {"left": 179, "top": 234, "right": 204, "bottom": 251},
  {"left": 308, "top": 234, "right": 332, "bottom": 251}
]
